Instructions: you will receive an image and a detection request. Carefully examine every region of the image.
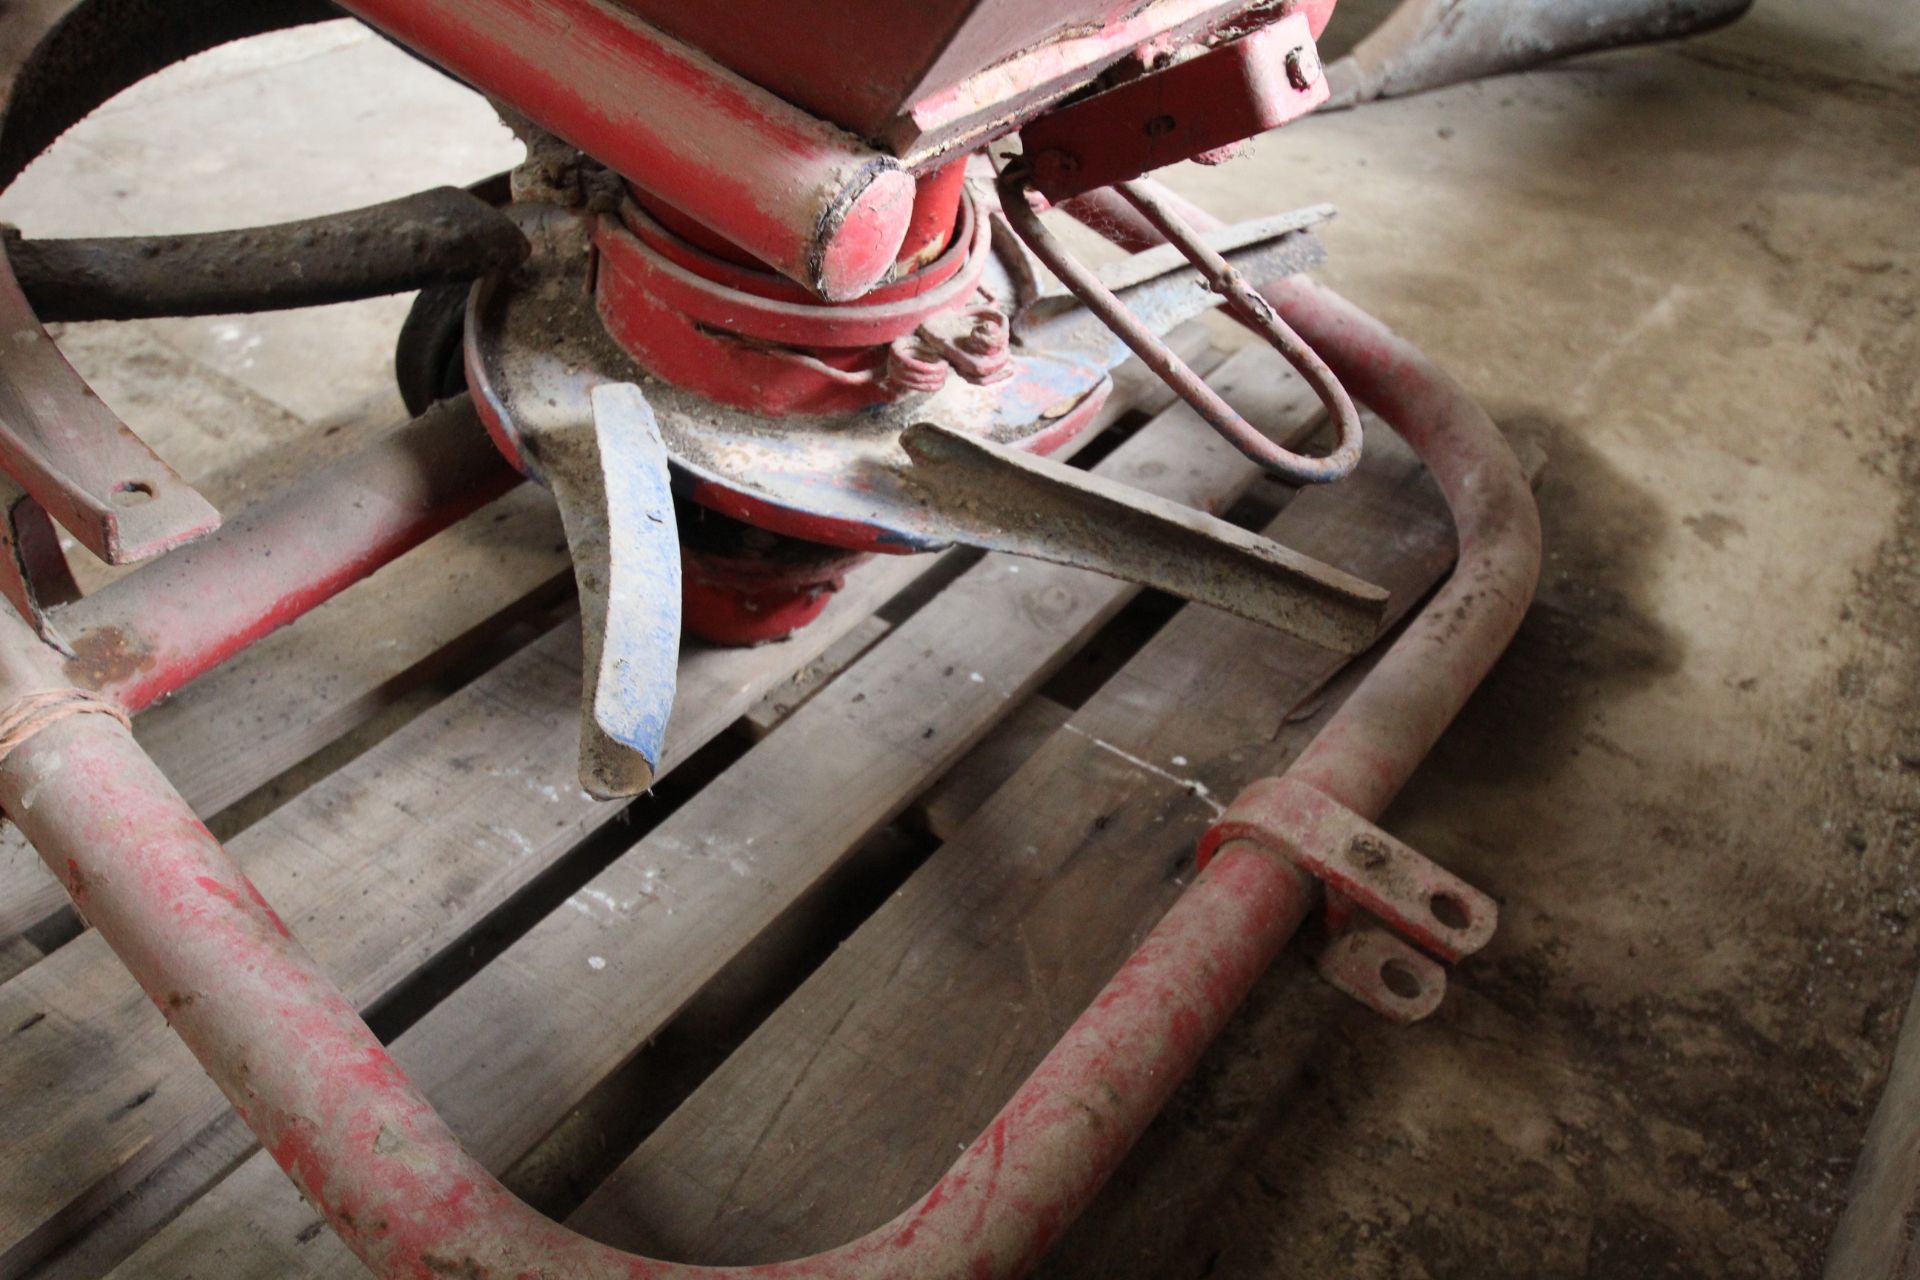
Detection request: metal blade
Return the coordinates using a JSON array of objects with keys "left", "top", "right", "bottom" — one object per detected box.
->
[
  {"left": 899, "top": 422, "right": 1387, "bottom": 654},
  {"left": 535, "top": 382, "right": 682, "bottom": 800}
]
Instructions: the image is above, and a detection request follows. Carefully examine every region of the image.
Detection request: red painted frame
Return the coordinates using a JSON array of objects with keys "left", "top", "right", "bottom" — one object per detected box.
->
[
  {"left": 330, "top": 0, "right": 916, "bottom": 302},
  {"left": 0, "top": 273, "right": 1539, "bottom": 1279},
  {"left": 50, "top": 399, "right": 519, "bottom": 715}
]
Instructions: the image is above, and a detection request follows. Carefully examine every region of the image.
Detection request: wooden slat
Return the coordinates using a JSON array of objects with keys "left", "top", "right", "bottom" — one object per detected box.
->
[
  {"left": 912, "top": 693, "right": 1073, "bottom": 842},
  {"left": 111, "top": 350, "right": 1322, "bottom": 1280},
  {"left": 0, "top": 329, "right": 1228, "bottom": 949},
  {"left": 0, "top": 483, "right": 573, "bottom": 946},
  {"left": 563, "top": 427, "right": 1460, "bottom": 1264},
  {"left": 0, "top": 546, "right": 937, "bottom": 1276},
  {"left": 21, "top": 331, "right": 1230, "bottom": 1275},
  {"left": 0, "top": 936, "right": 37, "bottom": 986},
  {"left": 740, "top": 614, "right": 891, "bottom": 741},
  {"left": 26, "top": 1112, "right": 255, "bottom": 1280}
]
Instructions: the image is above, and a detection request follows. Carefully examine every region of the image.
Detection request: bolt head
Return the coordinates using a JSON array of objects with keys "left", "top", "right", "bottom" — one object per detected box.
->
[
  {"left": 1033, "top": 149, "right": 1080, "bottom": 184},
  {"left": 1285, "top": 45, "right": 1322, "bottom": 92}
]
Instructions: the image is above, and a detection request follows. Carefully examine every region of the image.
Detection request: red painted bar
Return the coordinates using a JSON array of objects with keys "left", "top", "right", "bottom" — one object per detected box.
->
[
  {"left": 54, "top": 397, "right": 519, "bottom": 715},
  {"left": 332, "top": 0, "right": 914, "bottom": 301},
  {"left": 0, "top": 270, "right": 1538, "bottom": 1277}
]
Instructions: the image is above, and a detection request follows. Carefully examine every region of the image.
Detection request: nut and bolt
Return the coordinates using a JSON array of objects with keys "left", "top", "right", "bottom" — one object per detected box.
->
[
  {"left": 955, "top": 308, "right": 1008, "bottom": 359},
  {"left": 1031, "top": 149, "right": 1081, "bottom": 187},
  {"left": 884, "top": 335, "right": 951, "bottom": 395},
  {"left": 1286, "top": 44, "right": 1322, "bottom": 92},
  {"left": 895, "top": 305, "right": 1012, "bottom": 391}
]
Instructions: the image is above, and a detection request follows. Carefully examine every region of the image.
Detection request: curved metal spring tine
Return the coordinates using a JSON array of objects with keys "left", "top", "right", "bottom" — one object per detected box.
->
[{"left": 996, "top": 169, "right": 1365, "bottom": 485}]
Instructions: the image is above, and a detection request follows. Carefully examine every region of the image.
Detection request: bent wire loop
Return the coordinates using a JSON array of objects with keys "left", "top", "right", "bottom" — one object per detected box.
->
[{"left": 997, "top": 170, "right": 1366, "bottom": 486}]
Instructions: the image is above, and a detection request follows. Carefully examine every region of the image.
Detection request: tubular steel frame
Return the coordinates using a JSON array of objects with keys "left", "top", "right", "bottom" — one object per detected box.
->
[
  {"left": 53, "top": 397, "right": 521, "bottom": 713},
  {"left": 0, "top": 268, "right": 1539, "bottom": 1278}
]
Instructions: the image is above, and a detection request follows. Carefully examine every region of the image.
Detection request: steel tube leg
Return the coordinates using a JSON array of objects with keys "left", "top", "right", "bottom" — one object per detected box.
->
[
  {"left": 0, "top": 266, "right": 1538, "bottom": 1277},
  {"left": 1065, "top": 181, "right": 1542, "bottom": 814}
]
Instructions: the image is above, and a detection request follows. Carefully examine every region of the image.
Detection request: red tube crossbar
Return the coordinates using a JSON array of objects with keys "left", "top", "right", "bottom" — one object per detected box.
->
[
  {"left": 0, "top": 274, "right": 1538, "bottom": 1279},
  {"left": 330, "top": 0, "right": 914, "bottom": 301},
  {"left": 54, "top": 396, "right": 519, "bottom": 714}
]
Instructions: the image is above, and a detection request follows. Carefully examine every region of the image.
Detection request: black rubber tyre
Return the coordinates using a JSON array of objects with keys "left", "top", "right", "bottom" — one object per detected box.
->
[{"left": 394, "top": 282, "right": 473, "bottom": 418}]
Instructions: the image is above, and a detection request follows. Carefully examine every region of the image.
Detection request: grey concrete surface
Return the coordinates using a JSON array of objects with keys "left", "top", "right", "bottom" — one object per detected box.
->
[
  {"left": 0, "top": 24, "right": 520, "bottom": 483},
  {"left": 0, "top": 5, "right": 1914, "bottom": 1277},
  {"left": 1051, "top": 5, "right": 1920, "bottom": 1277}
]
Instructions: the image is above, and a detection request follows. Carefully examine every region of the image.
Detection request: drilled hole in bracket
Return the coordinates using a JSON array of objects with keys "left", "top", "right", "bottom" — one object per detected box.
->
[
  {"left": 110, "top": 481, "right": 155, "bottom": 508},
  {"left": 1429, "top": 891, "right": 1472, "bottom": 931},
  {"left": 1380, "top": 958, "right": 1422, "bottom": 1001}
]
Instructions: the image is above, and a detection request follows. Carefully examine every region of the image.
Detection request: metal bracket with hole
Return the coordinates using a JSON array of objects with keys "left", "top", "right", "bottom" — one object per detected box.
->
[
  {"left": 1196, "top": 776, "right": 1498, "bottom": 1021},
  {"left": 0, "top": 242, "right": 220, "bottom": 564}
]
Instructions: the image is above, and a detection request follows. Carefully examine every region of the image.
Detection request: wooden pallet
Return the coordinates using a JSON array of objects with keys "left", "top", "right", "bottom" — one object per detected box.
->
[{"left": 0, "top": 336, "right": 1466, "bottom": 1280}]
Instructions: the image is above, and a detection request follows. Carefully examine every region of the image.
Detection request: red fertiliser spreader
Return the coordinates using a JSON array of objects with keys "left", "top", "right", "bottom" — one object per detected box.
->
[{"left": 0, "top": 0, "right": 1746, "bottom": 1274}]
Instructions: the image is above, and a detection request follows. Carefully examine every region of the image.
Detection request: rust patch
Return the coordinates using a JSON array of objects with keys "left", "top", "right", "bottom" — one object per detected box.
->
[
  {"left": 63, "top": 625, "right": 156, "bottom": 689},
  {"left": 1347, "top": 833, "right": 1391, "bottom": 871}
]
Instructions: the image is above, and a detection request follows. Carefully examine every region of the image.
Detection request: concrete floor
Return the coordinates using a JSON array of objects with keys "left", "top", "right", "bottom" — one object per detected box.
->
[{"left": 2, "top": 4, "right": 1916, "bottom": 1276}]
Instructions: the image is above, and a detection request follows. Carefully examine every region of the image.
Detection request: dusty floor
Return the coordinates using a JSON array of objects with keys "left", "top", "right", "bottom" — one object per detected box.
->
[{"left": 2, "top": 3, "right": 1916, "bottom": 1276}]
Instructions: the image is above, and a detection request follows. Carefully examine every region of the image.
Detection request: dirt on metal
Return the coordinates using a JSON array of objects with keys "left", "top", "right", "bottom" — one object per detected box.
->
[{"left": 62, "top": 624, "right": 154, "bottom": 690}]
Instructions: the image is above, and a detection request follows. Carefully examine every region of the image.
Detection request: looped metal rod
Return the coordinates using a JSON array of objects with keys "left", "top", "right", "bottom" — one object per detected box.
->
[{"left": 997, "top": 169, "right": 1365, "bottom": 485}]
